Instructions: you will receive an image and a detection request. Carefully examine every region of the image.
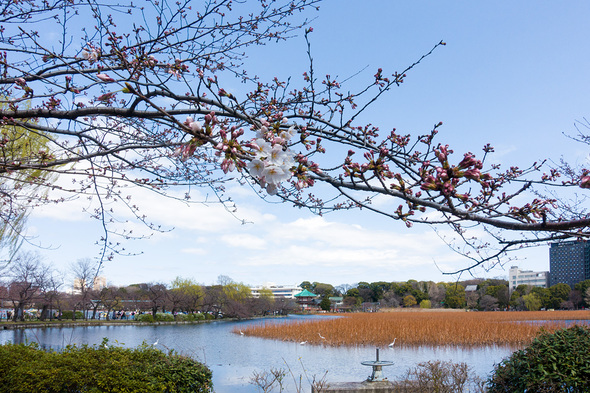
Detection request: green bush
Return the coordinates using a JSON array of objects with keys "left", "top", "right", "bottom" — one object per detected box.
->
[
  {"left": 60, "top": 311, "right": 84, "bottom": 320},
  {"left": 154, "top": 313, "right": 175, "bottom": 322},
  {"left": 487, "top": 325, "right": 590, "bottom": 392},
  {"left": 0, "top": 340, "right": 212, "bottom": 393},
  {"left": 134, "top": 313, "right": 154, "bottom": 323},
  {"left": 175, "top": 313, "right": 189, "bottom": 321}
]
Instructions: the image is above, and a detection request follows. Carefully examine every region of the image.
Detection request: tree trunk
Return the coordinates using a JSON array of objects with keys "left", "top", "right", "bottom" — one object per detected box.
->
[
  {"left": 13, "top": 304, "right": 25, "bottom": 322},
  {"left": 39, "top": 305, "right": 49, "bottom": 321}
]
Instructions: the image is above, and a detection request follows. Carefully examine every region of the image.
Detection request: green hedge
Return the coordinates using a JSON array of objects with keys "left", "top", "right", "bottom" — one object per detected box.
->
[
  {"left": 134, "top": 313, "right": 154, "bottom": 323},
  {"left": 154, "top": 313, "right": 175, "bottom": 322},
  {"left": 0, "top": 340, "right": 212, "bottom": 393},
  {"left": 174, "top": 313, "right": 206, "bottom": 322},
  {"left": 488, "top": 325, "right": 590, "bottom": 392},
  {"left": 60, "top": 311, "right": 84, "bottom": 320}
]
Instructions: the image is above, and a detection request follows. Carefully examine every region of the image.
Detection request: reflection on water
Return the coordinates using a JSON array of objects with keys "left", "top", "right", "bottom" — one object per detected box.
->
[
  {"left": 0, "top": 316, "right": 514, "bottom": 393},
  {"left": 515, "top": 319, "right": 590, "bottom": 326}
]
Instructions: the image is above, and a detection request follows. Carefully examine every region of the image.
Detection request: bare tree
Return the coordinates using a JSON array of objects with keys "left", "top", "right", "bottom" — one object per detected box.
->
[
  {"left": 145, "top": 283, "right": 168, "bottom": 316},
  {"left": 70, "top": 258, "right": 98, "bottom": 320},
  {"left": 6, "top": 252, "right": 50, "bottom": 321},
  {"left": 479, "top": 295, "right": 499, "bottom": 311},
  {"left": 1, "top": 0, "right": 589, "bottom": 276},
  {"left": 100, "top": 286, "right": 123, "bottom": 320},
  {"left": 38, "top": 269, "right": 64, "bottom": 321}
]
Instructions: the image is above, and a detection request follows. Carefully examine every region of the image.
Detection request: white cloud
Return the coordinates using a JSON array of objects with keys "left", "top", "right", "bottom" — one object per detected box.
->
[
  {"left": 220, "top": 233, "right": 267, "bottom": 249},
  {"left": 180, "top": 248, "right": 208, "bottom": 255}
]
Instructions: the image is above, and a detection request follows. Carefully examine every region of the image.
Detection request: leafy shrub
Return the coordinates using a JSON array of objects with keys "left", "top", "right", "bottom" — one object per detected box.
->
[
  {"left": 189, "top": 312, "right": 206, "bottom": 321},
  {"left": 176, "top": 313, "right": 205, "bottom": 321},
  {"left": 0, "top": 340, "right": 212, "bottom": 393},
  {"left": 487, "top": 325, "right": 590, "bottom": 392},
  {"left": 419, "top": 299, "right": 432, "bottom": 309},
  {"left": 135, "top": 313, "right": 154, "bottom": 323},
  {"left": 155, "top": 313, "right": 175, "bottom": 322},
  {"left": 175, "top": 313, "right": 189, "bottom": 321},
  {"left": 60, "top": 311, "right": 84, "bottom": 320}
]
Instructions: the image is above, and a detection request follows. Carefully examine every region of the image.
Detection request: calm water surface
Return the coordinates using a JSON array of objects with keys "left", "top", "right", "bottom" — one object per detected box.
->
[{"left": 0, "top": 315, "right": 514, "bottom": 392}]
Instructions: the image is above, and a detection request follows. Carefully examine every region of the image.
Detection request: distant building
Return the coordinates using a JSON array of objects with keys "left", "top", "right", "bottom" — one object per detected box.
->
[
  {"left": 509, "top": 266, "right": 549, "bottom": 293},
  {"left": 72, "top": 276, "right": 107, "bottom": 294},
  {"left": 549, "top": 240, "right": 590, "bottom": 288},
  {"left": 250, "top": 283, "right": 302, "bottom": 299},
  {"left": 294, "top": 289, "right": 318, "bottom": 310}
]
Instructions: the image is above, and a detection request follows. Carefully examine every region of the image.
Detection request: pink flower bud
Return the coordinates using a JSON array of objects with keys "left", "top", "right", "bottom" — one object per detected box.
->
[
  {"left": 464, "top": 168, "right": 481, "bottom": 181},
  {"left": 190, "top": 121, "right": 202, "bottom": 133},
  {"left": 97, "top": 73, "right": 115, "bottom": 83}
]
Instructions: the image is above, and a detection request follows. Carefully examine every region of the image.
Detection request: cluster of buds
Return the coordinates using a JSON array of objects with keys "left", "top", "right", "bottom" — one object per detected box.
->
[
  {"left": 342, "top": 148, "right": 393, "bottom": 180},
  {"left": 174, "top": 112, "right": 217, "bottom": 162},
  {"left": 215, "top": 123, "right": 246, "bottom": 174},
  {"left": 13, "top": 77, "right": 33, "bottom": 98},
  {"left": 420, "top": 145, "right": 491, "bottom": 197},
  {"left": 291, "top": 154, "right": 318, "bottom": 190},
  {"left": 167, "top": 58, "right": 189, "bottom": 79}
]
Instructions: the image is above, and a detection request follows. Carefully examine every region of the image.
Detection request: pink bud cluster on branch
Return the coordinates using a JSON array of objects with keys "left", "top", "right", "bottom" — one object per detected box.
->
[{"left": 420, "top": 146, "right": 491, "bottom": 198}]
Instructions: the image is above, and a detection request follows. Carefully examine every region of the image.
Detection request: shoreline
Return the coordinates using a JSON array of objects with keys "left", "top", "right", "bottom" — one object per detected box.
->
[
  {"left": 1, "top": 318, "right": 238, "bottom": 330},
  {"left": 0, "top": 313, "right": 294, "bottom": 330}
]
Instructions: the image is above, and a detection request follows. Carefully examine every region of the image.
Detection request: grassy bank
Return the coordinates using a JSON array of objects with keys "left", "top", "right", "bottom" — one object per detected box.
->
[{"left": 238, "top": 310, "right": 590, "bottom": 347}]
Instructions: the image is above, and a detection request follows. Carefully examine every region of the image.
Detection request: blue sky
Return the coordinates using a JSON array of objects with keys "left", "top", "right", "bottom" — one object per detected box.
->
[{"left": 22, "top": 1, "right": 590, "bottom": 288}]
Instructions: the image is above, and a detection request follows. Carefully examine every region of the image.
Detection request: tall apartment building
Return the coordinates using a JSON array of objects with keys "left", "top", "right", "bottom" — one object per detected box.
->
[
  {"left": 549, "top": 240, "right": 590, "bottom": 288},
  {"left": 508, "top": 266, "right": 549, "bottom": 293}
]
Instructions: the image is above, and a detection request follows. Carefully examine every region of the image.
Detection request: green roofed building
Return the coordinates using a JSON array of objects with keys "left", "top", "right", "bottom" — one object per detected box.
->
[{"left": 294, "top": 289, "right": 317, "bottom": 311}]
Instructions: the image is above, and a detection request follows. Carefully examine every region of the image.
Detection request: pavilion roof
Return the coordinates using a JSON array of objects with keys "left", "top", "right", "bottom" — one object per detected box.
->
[{"left": 294, "top": 289, "right": 317, "bottom": 297}]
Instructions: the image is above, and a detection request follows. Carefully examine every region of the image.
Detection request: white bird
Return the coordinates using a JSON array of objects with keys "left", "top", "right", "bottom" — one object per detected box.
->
[
  {"left": 318, "top": 333, "right": 326, "bottom": 340},
  {"left": 300, "top": 341, "right": 307, "bottom": 345},
  {"left": 153, "top": 339, "right": 159, "bottom": 346},
  {"left": 388, "top": 338, "right": 397, "bottom": 347},
  {"left": 239, "top": 330, "right": 244, "bottom": 335}
]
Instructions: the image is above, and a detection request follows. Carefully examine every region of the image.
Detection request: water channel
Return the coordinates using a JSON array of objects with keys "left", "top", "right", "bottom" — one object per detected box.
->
[{"left": 0, "top": 315, "right": 514, "bottom": 392}]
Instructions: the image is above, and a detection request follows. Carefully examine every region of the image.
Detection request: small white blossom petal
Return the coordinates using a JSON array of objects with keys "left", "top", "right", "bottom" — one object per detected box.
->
[{"left": 248, "top": 159, "right": 265, "bottom": 177}]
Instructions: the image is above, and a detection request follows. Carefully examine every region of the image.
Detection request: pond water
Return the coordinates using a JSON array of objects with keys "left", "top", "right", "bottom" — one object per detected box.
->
[{"left": 0, "top": 316, "right": 514, "bottom": 392}]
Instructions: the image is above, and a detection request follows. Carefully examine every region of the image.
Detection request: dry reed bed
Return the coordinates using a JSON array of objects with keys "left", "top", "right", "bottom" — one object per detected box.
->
[{"left": 239, "top": 311, "right": 590, "bottom": 348}]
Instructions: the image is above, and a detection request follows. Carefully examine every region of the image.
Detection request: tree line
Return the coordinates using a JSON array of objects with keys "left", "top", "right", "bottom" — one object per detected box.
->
[
  {"left": 3, "top": 252, "right": 590, "bottom": 323},
  {"left": 301, "top": 278, "right": 590, "bottom": 311},
  {"left": 0, "top": 253, "right": 297, "bottom": 322}
]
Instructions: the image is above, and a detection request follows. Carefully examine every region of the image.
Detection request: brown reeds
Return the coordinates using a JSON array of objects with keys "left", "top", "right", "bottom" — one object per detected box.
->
[{"left": 237, "top": 310, "right": 590, "bottom": 348}]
